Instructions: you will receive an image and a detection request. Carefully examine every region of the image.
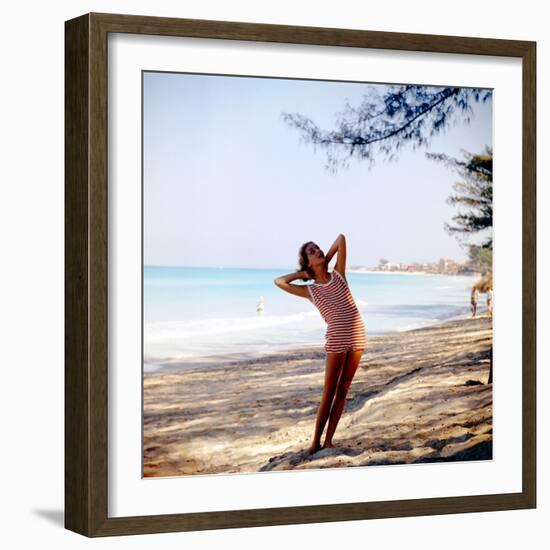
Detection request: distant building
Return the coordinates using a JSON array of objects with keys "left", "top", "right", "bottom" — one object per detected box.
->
[
  {"left": 368, "top": 257, "right": 472, "bottom": 275},
  {"left": 380, "top": 262, "right": 401, "bottom": 271}
]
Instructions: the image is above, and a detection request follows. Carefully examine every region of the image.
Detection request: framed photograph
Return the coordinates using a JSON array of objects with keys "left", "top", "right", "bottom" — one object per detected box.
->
[{"left": 65, "top": 12, "right": 536, "bottom": 537}]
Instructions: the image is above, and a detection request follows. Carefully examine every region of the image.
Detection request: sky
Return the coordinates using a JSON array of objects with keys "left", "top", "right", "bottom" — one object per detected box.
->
[{"left": 143, "top": 71, "right": 492, "bottom": 270}]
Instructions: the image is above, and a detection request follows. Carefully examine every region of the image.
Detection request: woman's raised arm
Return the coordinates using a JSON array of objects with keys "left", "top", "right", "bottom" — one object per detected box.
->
[
  {"left": 325, "top": 234, "right": 347, "bottom": 280},
  {"left": 274, "top": 271, "right": 311, "bottom": 300}
]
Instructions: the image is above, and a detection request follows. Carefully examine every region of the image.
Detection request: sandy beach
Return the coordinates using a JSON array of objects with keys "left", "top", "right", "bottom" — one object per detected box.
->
[{"left": 143, "top": 313, "right": 493, "bottom": 477}]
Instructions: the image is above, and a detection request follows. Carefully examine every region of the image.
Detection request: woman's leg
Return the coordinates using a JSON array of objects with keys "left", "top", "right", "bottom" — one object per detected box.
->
[
  {"left": 323, "top": 350, "right": 363, "bottom": 448},
  {"left": 308, "top": 352, "right": 346, "bottom": 454}
]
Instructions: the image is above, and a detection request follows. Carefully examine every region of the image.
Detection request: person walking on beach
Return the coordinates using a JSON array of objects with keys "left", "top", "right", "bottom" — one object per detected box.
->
[
  {"left": 471, "top": 287, "right": 479, "bottom": 317},
  {"left": 274, "top": 234, "right": 366, "bottom": 455},
  {"left": 487, "top": 287, "right": 493, "bottom": 316}
]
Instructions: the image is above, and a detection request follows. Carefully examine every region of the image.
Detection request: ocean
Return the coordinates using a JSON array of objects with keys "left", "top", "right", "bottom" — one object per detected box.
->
[{"left": 144, "top": 266, "right": 481, "bottom": 371}]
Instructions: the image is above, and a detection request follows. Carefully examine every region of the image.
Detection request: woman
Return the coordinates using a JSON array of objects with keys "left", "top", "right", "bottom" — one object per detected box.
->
[
  {"left": 486, "top": 287, "right": 493, "bottom": 316},
  {"left": 471, "top": 287, "right": 479, "bottom": 317},
  {"left": 273, "top": 234, "right": 367, "bottom": 454}
]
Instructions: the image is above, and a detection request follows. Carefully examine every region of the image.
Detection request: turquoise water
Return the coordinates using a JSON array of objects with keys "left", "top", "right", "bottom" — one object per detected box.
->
[{"left": 144, "top": 266, "right": 480, "bottom": 371}]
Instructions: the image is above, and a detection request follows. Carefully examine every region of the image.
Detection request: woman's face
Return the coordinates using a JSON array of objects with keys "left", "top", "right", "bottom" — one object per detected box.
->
[{"left": 305, "top": 242, "right": 325, "bottom": 269}]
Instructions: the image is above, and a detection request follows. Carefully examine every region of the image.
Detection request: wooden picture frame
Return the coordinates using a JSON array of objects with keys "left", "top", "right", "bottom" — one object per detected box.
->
[{"left": 65, "top": 12, "right": 536, "bottom": 537}]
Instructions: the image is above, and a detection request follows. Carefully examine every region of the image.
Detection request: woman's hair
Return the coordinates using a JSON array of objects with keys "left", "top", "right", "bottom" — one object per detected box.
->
[{"left": 298, "top": 241, "right": 327, "bottom": 281}]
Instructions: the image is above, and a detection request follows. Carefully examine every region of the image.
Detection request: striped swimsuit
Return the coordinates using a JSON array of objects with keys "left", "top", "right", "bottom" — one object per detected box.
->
[{"left": 307, "top": 270, "right": 367, "bottom": 353}]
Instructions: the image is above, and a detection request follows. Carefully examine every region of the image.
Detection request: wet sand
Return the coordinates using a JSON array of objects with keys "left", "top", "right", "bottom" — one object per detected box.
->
[{"left": 143, "top": 313, "right": 493, "bottom": 477}]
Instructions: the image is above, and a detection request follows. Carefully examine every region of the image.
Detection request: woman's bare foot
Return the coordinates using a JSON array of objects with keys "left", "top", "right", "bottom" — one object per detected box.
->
[
  {"left": 322, "top": 441, "right": 335, "bottom": 449},
  {"left": 307, "top": 441, "right": 321, "bottom": 454}
]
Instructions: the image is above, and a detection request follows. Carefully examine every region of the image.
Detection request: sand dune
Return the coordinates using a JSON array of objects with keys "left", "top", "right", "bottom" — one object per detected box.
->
[{"left": 143, "top": 313, "right": 492, "bottom": 477}]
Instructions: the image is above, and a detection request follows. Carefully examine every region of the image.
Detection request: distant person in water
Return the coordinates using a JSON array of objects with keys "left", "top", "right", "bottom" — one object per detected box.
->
[
  {"left": 256, "top": 295, "right": 265, "bottom": 315},
  {"left": 274, "top": 234, "right": 367, "bottom": 455},
  {"left": 471, "top": 287, "right": 479, "bottom": 317}
]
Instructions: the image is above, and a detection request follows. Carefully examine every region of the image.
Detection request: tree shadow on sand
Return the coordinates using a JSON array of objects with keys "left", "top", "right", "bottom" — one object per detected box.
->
[{"left": 260, "top": 445, "right": 364, "bottom": 472}]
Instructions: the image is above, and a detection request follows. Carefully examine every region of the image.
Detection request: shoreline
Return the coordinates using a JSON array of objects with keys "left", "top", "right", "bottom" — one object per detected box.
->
[
  {"left": 347, "top": 269, "right": 480, "bottom": 277},
  {"left": 144, "top": 313, "right": 493, "bottom": 477},
  {"left": 145, "top": 308, "right": 486, "bottom": 373}
]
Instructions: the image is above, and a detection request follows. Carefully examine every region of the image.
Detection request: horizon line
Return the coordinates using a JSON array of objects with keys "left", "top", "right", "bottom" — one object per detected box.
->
[{"left": 143, "top": 259, "right": 469, "bottom": 270}]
